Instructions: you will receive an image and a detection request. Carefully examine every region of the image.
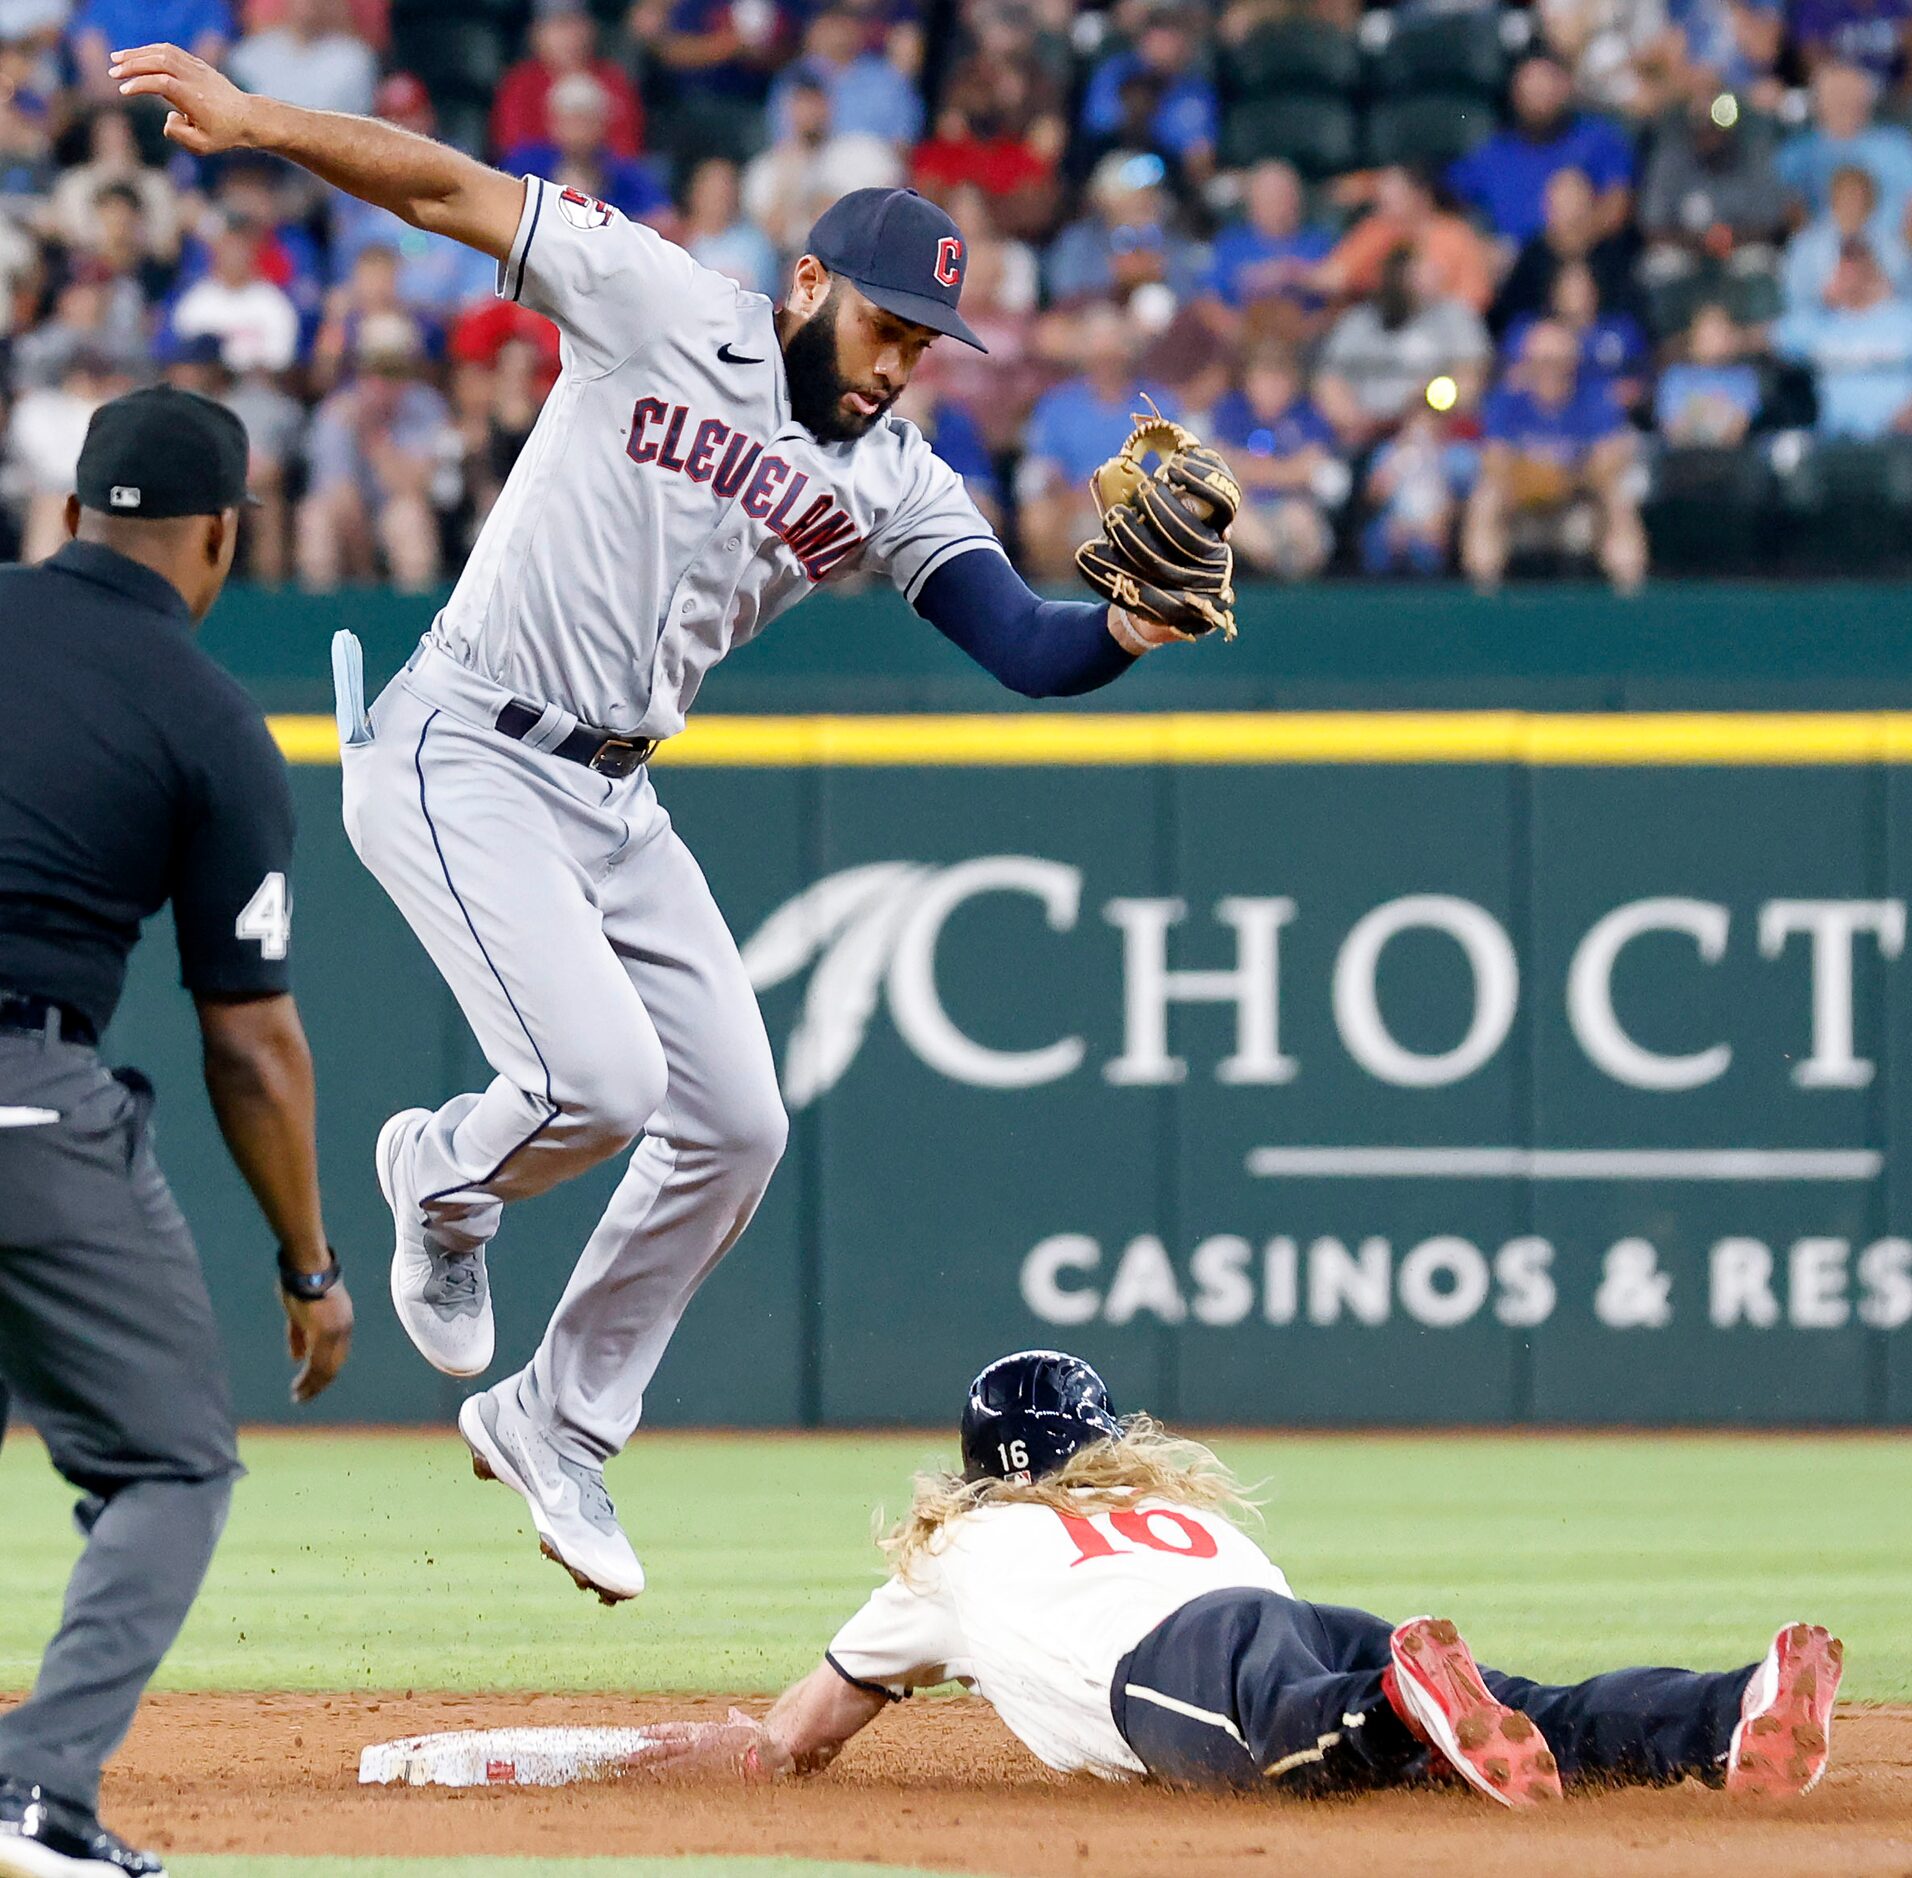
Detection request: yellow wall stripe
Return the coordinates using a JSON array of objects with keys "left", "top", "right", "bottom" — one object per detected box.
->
[{"left": 269, "top": 710, "right": 1912, "bottom": 768}]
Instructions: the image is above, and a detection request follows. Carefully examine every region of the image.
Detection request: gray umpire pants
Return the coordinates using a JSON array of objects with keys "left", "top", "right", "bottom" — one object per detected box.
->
[{"left": 0, "top": 1029, "right": 240, "bottom": 1812}]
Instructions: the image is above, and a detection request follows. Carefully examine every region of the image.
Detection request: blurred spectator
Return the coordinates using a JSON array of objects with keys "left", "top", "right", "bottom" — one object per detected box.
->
[
  {"left": 47, "top": 108, "right": 180, "bottom": 254},
  {"left": 242, "top": 0, "right": 387, "bottom": 48},
  {"left": 227, "top": 0, "right": 376, "bottom": 116},
  {"left": 1315, "top": 166, "right": 1497, "bottom": 316},
  {"left": 298, "top": 312, "right": 455, "bottom": 589},
  {"left": 67, "top": 0, "right": 231, "bottom": 101},
  {"left": 1792, "top": 0, "right": 1912, "bottom": 85},
  {"left": 494, "top": 0, "right": 643, "bottom": 161},
  {"left": 896, "top": 376, "right": 1003, "bottom": 527},
  {"left": 1535, "top": 0, "right": 1683, "bottom": 119},
  {"left": 1654, "top": 300, "right": 1761, "bottom": 442},
  {"left": 162, "top": 332, "right": 303, "bottom": 580},
  {"left": 1637, "top": 84, "right": 1787, "bottom": 264},
  {"left": 507, "top": 73, "right": 669, "bottom": 221},
  {"left": 628, "top": 0, "right": 792, "bottom": 152},
  {"left": 681, "top": 155, "right": 778, "bottom": 293},
  {"left": 1360, "top": 407, "right": 1478, "bottom": 575},
  {"left": 911, "top": 39, "right": 1062, "bottom": 240},
  {"left": 450, "top": 334, "right": 545, "bottom": 535},
  {"left": 331, "top": 74, "right": 499, "bottom": 319},
  {"left": 1200, "top": 160, "right": 1333, "bottom": 335},
  {"left": 0, "top": 92, "right": 57, "bottom": 226},
  {"left": 1777, "top": 62, "right": 1912, "bottom": 227},
  {"left": 1784, "top": 160, "right": 1911, "bottom": 311},
  {"left": 1210, "top": 341, "right": 1344, "bottom": 579},
  {"left": 192, "top": 154, "right": 325, "bottom": 309},
  {"left": 1507, "top": 260, "right": 1650, "bottom": 402},
  {"left": 1448, "top": 55, "right": 1636, "bottom": 243},
  {"left": 449, "top": 295, "right": 561, "bottom": 390},
  {"left": 1044, "top": 150, "right": 1202, "bottom": 307},
  {"left": 76, "top": 181, "right": 177, "bottom": 309},
  {"left": 312, "top": 239, "right": 408, "bottom": 390},
  {"left": 1663, "top": 0, "right": 1784, "bottom": 101},
  {"left": 742, "top": 72, "right": 902, "bottom": 257},
  {"left": 906, "top": 228, "right": 1044, "bottom": 451},
  {"left": 766, "top": 7, "right": 923, "bottom": 147},
  {"left": 1315, "top": 247, "right": 1492, "bottom": 450},
  {"left": 1772, "top": 236, "right": 1912, "bottom": 435},
  {"left": 1497, "top": 168, "right": 1641, "bottom": 332},
  {"left": 1463, "top": 317, "right": 1646, "bottom": 590},
  {"left": 5, "top": 354, "right": 125, "bottom": 560},
  {"left": 1079, "top": 7, "right": 1219, "bottom": 184},
  {"left": 1015, "top": 300, "right": 1175, "bottom": 576},
  {"left": 12, "top": 275, "right": 144, "bottom": 386},
  {"left": 166, "top": 209, "right": 300, "bottom": 371}
]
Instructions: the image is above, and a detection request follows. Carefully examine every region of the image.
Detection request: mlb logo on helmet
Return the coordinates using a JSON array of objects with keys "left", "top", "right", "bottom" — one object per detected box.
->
[{"left": 557, "top": 187, "right": 612, "bottom": 230}]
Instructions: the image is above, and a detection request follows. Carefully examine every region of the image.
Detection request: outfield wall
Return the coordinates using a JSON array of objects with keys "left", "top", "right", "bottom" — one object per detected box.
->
[{"left": 101, "top": 585, "right": 1912, "bottom": 1427}]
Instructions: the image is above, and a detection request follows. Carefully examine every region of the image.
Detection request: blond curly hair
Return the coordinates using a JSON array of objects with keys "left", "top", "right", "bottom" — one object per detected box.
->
[{"left": 879, "top": 1415, "right": 1259, "bottom": 1582}]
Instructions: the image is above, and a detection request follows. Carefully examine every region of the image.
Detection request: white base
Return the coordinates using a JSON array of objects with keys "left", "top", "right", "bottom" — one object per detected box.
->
[{"left": 358, "top": 1725, "right": 665, "bottom": 1788}]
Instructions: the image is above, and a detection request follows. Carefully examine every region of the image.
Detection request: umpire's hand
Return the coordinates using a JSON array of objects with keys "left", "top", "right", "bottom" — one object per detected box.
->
[{"left": 282, "top": 1283, "right": 354, "bottom": 1404}]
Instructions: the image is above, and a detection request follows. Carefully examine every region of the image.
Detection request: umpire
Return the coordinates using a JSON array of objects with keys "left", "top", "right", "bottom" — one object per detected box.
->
[{"left": 0, "top": 386, "right": 353, "bottom": 1878}]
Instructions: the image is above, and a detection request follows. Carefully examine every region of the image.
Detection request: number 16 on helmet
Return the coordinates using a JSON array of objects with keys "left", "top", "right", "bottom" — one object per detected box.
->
[{"left": 960, "top": 1350, "right": 1123, "bottom": 1484}]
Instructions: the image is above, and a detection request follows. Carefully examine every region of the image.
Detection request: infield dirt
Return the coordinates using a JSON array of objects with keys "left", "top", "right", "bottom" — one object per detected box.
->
[{"left": 61, "top": 1691, "right": 1912, "bottom": 1877}]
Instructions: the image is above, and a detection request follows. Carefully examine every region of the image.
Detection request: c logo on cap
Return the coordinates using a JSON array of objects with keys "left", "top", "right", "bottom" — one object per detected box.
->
[{"left": 934, "top": 236, "right": 964, "bottom": 288}]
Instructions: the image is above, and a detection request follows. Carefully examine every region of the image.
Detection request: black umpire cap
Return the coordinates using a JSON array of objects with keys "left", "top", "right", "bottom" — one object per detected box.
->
[
  {"left": 804, "top": 187, "right": 988, "bottom": 353},
  {"left": 76, "top": 386, "right": 256, "bottom": 519}
]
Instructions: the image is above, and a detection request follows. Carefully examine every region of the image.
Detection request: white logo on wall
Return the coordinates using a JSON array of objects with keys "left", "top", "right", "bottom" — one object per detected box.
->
[{"left": 740, "top": 858, "right": 1904, "bottom": 1108}]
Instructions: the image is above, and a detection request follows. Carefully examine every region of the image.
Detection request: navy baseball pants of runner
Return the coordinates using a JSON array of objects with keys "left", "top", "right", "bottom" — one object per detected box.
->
[{"left": 1110, "top": 1588, "right": 1756, "bottom": 1794}]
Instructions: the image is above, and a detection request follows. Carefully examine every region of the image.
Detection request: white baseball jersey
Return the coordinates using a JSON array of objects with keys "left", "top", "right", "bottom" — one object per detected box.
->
[
  {"left": 429, "top": 176, "right": 1003, "bottom": 737},
  {"left": 827, "top": 1496, "right": 1294, "bottom": 1777}
]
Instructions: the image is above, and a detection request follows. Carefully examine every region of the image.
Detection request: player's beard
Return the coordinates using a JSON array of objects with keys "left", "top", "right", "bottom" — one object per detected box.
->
[{"left": 783, "top": 284, "right": 895, "bottom": 443}]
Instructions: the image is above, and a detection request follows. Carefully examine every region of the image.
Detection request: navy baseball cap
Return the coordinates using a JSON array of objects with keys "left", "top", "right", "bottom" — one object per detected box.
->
[
  {"left": 804, "top": 187, "right": 987, "bottom": 353},
  {"left": 76, "top": 386, "right": 256, "bottom": 518}
]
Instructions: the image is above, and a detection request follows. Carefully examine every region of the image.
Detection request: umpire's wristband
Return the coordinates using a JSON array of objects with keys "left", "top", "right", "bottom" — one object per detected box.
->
[{"left": 278, "top": 1245, "right": 343, "bottom": 1301}]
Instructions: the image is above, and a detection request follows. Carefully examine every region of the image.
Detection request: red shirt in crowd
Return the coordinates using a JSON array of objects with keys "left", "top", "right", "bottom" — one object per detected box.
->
[
  {"left": 912, "top": 134, "right": 1051, "bottom": 199},
  {"left": 489, "top": 59, "right": 644, "bottom": 159}
]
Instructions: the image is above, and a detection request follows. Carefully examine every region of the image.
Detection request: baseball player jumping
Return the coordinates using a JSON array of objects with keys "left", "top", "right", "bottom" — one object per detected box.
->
[
  {"left": 111, "top": 45, "right": 1238, "bottom": 1606},
  {"left": 639, "top": 1350, "right": 1845, "bottom": 1805}
]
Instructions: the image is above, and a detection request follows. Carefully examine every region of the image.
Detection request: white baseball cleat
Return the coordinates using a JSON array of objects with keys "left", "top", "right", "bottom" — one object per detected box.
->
[
  {"left": 1386, "top": 1616, "right": 1563, "bottom": 1808},
  {"left": 458, "top": 1385, "right": 646, "bottom": 1604},
  {"left": 378, "top": 1106, "right": 494, "bottom": 1378},
  {"left": 1726, "top": 1622, "right": 1843, "bottom": 1798}
]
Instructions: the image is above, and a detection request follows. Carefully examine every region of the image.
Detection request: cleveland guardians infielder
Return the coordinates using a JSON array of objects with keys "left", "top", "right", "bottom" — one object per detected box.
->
[
  {"left": 111, "top": 44, "right": 1242, "bottom": 1606},
  {"left": 639, "top": 1351, "right": 1846, "bottom": 1806}
]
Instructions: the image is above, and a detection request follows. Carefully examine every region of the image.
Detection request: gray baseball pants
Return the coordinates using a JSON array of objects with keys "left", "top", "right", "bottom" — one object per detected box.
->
[
  {"left": 340, "top": 646, "right": 787, "bottom": 1465},
  {"left": 0, "top": 1031, "right": 239, "bottom": 1812}
]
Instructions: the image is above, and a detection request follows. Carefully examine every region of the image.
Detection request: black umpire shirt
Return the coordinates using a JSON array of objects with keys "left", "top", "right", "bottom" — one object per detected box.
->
[{"left": 0, "top": 541, "right": 295, "bottom": 1036}]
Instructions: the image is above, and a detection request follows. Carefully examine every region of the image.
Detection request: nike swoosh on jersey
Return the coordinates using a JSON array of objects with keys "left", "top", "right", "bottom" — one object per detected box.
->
[{"left": 717, "top": 342, "right": 765, "bottom": 365}]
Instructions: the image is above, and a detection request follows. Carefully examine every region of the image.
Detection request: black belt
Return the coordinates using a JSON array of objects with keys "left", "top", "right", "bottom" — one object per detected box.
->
[
  {"left": 0, "top": 991, "right": 97, "bottom": 1046},
  {"left": 494, "top": 700, "right": 658, "bottom": 779}
]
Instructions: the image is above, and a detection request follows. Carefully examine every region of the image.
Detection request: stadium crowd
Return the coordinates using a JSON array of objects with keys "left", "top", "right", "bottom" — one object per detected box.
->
[{"left": 7, "top": 0, "right": 1912, "bottom": 587}]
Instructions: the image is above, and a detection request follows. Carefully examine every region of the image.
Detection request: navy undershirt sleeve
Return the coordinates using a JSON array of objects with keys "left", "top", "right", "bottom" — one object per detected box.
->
[{"left": 912, "top": 547, "right": 1137, "bottom": 698}]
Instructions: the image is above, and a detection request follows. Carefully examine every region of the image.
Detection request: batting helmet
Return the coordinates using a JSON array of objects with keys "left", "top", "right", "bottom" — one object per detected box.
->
[{"left": 960, "top": 1349, "right": 1122, "bottom": 1484}]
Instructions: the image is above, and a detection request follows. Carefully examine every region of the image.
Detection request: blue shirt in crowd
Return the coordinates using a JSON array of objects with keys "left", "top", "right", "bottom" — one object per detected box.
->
[
  {"left": 504, "top": 148, "right": 670, "bottom": 222},
  {"left": 925, "top": 399, "right": 1001, "bottom": 510},
  {"left": 1773, "top": 300, "right": 1912, "bottom": 436},
  {"left": 68, "top": 0, "right": 230, "bottom": 47},
  {"left": 1668, "top": 0, "right": 1782, "bottom": 87},
  {"left": 1210, "top": 388, "right": 1338, "bottom": 464},
  {"left": 1777, "top": 123, "right": 1912, "bottom": 227},
  {"left": 1504, "top": 312, "right": 1650, "bottom": 390},
  {"left": 1024, "top": 378, "right": 1181, "bottom": 487},
  {"left": 1080, "top": 53, "right": 1219, "bottom": 157},
  {"left": 1482, "top": 378, "right": 1627, "bottom": 461},
  {"left": 1448, "top": 116, "right": 1635, "bottom": 243},
  {"left": 331, "top": 199, "right": 499, "bottom": 315},
  {"left": 1791, "top": 0, "right": 1912, "bottom": 80},
  {"left": 768, "top": 51, "right": 923, "bottom": 145},
  {"left": 1205, "top": 219, "right": 1334, "bottom": 309},
  {"left": 1654, "top": 362, "right": 1762, "bottom": 436}
]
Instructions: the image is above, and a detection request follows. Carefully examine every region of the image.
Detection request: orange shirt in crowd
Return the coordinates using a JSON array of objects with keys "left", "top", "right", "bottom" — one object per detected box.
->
[{"left": 1320, "top": 210, "right": 1496, "bottom": 313}]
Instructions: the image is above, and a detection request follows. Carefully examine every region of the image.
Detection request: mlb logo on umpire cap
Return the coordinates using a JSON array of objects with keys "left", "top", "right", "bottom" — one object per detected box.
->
[
  {"left": 804, "top": 188, "right": 988, "bottom": 353},
  {"left": 109, "top": 485, "right": 141, "bottom": 509}
]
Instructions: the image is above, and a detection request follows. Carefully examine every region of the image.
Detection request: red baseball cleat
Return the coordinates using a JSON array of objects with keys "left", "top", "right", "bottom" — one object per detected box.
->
[
  {"left": 1386, "top": 1616, "right": 1564, "bottom": 1808},
  {"left": 1726, "top": 1622, "right": 1843, "bottom": 1798}
]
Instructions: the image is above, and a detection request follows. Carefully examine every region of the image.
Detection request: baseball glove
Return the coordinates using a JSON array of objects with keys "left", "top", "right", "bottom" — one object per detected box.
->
[{"left": 1076, "top": 404, "right": 1242, "bottom": 642}]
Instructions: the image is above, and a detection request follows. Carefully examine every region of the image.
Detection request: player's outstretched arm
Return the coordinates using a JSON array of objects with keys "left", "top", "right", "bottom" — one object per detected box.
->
[
  {"left": 641, "top": 1663, "right": 887, "bottom": 1781},
  {"left": 111, "top": 43, "right": 524, "bottom": 261}
]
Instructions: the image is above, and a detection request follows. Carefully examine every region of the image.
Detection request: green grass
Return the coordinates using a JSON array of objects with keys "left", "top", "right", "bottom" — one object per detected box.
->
[{"left": 0, "top": 1430, "right": 1905, "bottom": 1699}]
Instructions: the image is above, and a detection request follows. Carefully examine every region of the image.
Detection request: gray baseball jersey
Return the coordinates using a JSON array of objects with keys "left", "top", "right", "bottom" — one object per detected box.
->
[{"left": 429, "top": 175, "right": 1004, "bottom": 737}]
